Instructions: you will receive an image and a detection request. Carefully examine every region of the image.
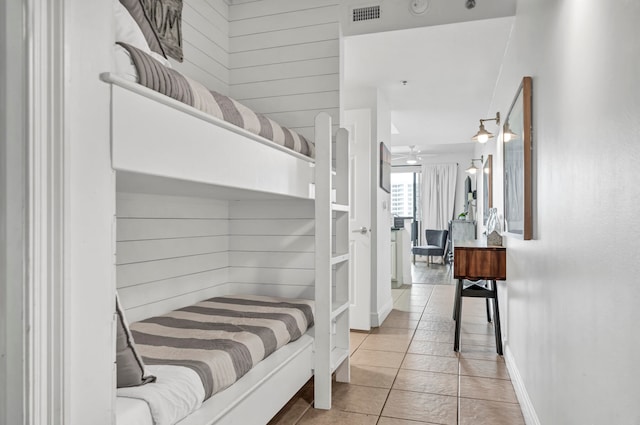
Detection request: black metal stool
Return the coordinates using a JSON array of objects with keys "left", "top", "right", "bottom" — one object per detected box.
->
[{"left": 453, "top": 278, "right": 502, "bottom": 355}]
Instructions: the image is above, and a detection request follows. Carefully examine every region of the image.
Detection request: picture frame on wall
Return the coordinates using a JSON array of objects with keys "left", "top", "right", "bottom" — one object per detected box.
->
[
  {"left": 380, "top": 142, "right": 391, "bottom": 193},
  {"left": 503, "top": 76, "right": 533, "bottom": 239}
]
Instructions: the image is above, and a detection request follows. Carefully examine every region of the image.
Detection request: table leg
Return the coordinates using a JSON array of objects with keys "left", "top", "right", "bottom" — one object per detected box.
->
[
  {"left": 453, "top": 279, "right": 463, "bottom": 352},
  {"left": 485, "top": 297, "right": 492, "bottom": 323},
  {"left": 491, "top": 280, "right": 503, "bottom": 355},
  {"left": 452, "top": 280, "right": 460, "bottom": 321}
]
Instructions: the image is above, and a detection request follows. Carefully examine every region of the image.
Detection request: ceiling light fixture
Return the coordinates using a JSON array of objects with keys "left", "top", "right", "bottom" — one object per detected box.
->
[
  {"left": 405, "top": 145, "right": 421, "bottom": 164},
  {"left": 465, "top": 156, "right": 484, "bottom": 174},
  {"left": 471, "top": 112, "right": 500, "bottom": 144}
]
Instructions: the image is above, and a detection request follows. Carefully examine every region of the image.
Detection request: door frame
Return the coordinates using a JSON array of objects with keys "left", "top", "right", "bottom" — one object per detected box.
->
[{"left": 1, "top": 0, "right": 67, "bottom": 423}]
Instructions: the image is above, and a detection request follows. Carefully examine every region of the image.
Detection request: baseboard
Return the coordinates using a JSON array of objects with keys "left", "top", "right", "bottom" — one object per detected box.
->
[
  {"left": 504, "top": 345, "right": 541, "bottom": 425},
  {"left": 370, "top": 297, "right": 393, "bottom": 327}
]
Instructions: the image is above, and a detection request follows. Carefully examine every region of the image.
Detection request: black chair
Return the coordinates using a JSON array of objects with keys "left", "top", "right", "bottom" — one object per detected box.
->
[{"left": 411, "top": 229, "right": 448, "bottom": 264}]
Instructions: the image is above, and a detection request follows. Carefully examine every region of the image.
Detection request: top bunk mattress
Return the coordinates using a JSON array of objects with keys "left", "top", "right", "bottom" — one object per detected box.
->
[{"left": 114, "top": 42, "right": 315, "bottom": 159}]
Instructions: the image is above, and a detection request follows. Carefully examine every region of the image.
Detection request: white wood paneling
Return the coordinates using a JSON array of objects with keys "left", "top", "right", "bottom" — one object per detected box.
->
[
  {"left": 117, "top": 252, "right": 228, "bottom": 287},
  {"left": 230, "top": 268, "right": 314, "bottom": 285},
  {"left": 117, "top": 236, "right": 228, "bottom": 264},
  {"left": 226, "top": 283, "right": 315, "bottom": 300},
  {"left": 229, "top": 251, "right": 315, "bottom": 269},
  {"left": 229, "top": 0, "right": 338, "bottom": 19},
  {"left": 229, "top": 5, "right": 337, "bottom": 37},
  {"left": 230, "top": 200, "right": 314, "bottom": 218},
  {"left": 227, "top": 200, "right": 316, "bottom": 292},
  {"left": 118, "top": 268, "right": 228, "bottom": 309},
  {"left": 229, "top": 218, "right": 314, "bottom": 236},
  {"left": 240, "top": 91, "right": 339, "bottom": 115},
  {"left": 170, "top": 0, "right": 230, "bottom": 94},
  {"left": 115, "top": 195, "right": 319, "bottom": 320},
  {"left": 228, "top": 0, "right": 340, "bottom": 135},
  {"left": 230, "top": 57, "right": 339, "bottom": 85},
  {"left": 117, "top": 192, "right": 228, "bottom": 218},
  {"left": 229, "top": 23, "right": 339, "bottom": 52},
  {"left": 116, "top": 193, "right": 230, "bottom": 319},
  {"left": 230, "top": 235, "right": 314, "bottom": 252},
  {"left": 231, "top": 74, "right": 339, "bottom": 101},
  {"left": 230, "top": 39, "right": 338, "bottom": 68},
  {"left": 117, "top": 218, "right": 228, "bottom": 241},
  {"left": 266, "top": 108, "right": 340, "bottom": 129}
]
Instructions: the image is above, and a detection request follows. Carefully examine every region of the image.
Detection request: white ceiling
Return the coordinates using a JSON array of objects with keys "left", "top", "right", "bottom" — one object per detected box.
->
[{"left": 343, "top": 12, "right": 515, "bottom": 163}]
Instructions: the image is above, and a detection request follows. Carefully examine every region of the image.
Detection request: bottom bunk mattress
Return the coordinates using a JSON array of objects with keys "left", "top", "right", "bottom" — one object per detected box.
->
[{"left": 117, "top": 294, "right": 315, "bottom": 425}]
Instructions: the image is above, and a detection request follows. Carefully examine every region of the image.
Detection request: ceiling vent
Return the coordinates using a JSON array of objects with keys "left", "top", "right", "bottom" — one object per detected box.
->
[{"left": 352, "top": 5, "right": 381, "bottom": 22}]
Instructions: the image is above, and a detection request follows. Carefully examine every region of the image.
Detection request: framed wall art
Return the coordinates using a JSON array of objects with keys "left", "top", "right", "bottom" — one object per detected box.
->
[
  {"left": 380, "top": 142, "right": 391, "bottom": 193},
  {"left": 503, "top": 76, "right": 533, "bottom": 239}
]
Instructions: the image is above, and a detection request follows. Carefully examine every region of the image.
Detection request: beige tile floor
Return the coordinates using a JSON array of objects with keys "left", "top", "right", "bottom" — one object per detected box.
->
[{"left": 269, "top": 263, "right": 525, "bottom": 425}]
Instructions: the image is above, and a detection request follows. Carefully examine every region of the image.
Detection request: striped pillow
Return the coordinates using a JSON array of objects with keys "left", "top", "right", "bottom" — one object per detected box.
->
[{"left": 116, "top": 294, "right": 156, "bottom": 388}]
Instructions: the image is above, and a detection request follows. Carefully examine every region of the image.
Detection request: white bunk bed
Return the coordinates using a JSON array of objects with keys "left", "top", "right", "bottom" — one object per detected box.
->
[{"left": 103, "top": 74, "right": 350, "bottom": 425}]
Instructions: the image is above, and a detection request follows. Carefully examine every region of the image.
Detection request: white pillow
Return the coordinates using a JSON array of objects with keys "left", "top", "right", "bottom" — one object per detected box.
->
[
  {"left": 113, "top": 44, "right": 139, "bottom": 82},
  {"left": 150, "top": 52, "right": 172, "bottom": 68},
  {"left": 114, "top": 0, "right": 152, "bottom": 54}
]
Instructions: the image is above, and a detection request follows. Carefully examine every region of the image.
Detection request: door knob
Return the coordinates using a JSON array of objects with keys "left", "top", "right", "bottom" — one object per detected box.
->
[{"left": 352, "top": 226, "right": 369, "bottom": 234}]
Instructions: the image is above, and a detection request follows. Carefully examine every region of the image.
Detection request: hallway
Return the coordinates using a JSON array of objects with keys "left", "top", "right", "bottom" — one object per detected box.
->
[{"left": 270, "top": 263, "right": 525, "bottom": 424}]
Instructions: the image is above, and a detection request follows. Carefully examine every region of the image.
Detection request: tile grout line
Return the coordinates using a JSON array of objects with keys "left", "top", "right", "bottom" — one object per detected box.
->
[{"left": 375, "top": 285, "right": 435, "bottom": 424}]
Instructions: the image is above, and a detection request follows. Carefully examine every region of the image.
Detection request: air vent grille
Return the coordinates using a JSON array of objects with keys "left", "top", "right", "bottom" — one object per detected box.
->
[{"left": 352, "top": 5, "right": 380, "bottom": 22}]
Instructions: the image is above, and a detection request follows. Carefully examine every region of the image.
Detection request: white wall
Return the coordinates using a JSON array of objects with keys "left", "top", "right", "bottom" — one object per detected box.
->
[
  {"left": 374, "top": 89, "right": 393, "bottom": 324},
  {"left": 66, "top": 0, "right": 115, "bottom": 422},
  {"left": 171, "top": 0, "right": 230, "bottom": 94},
  {"left": 343, "top": 87, "right": 394, "bottom": 326},
  {"left": 228, "top": 0, "right": 341, "bottom": 141},
  {"left": 480, "top": 1, "right": 640, "bottom": 424},
  {"left": 0, "top": 1, "right": 25, "bottom": 422}
]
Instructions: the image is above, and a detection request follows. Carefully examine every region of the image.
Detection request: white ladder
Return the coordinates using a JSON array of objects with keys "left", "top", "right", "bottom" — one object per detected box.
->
[{"left": 314, "top": 113, "right": 350, "bottom": 409}]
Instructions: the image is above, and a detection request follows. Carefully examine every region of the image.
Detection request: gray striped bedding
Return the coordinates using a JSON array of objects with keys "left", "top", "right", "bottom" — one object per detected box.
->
[
  {"left": 117, "top": 42, "right": 315, "bottom": 159},
  {"left": 129, "top": 294, "right": 315, "bottom": 400}
]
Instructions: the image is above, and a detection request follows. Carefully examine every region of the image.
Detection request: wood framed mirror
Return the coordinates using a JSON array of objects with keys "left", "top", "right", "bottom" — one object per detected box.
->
[{"left": 503, "top": 76, "right": 533, "bottom": 239}]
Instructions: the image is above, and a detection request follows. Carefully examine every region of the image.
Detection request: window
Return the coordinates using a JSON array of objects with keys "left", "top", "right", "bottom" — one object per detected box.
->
[{"left": 390, "top": 172, "right": 415, "bottom": 217}]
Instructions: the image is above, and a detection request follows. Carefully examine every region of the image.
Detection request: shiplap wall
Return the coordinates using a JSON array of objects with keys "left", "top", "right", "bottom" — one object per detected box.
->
[
  {"left": 116, "top": 192, "right": 230, "bottom": 322},
  {"left": 116, "top": 194, "right": 319, "bottom": 321},
  {"left": 169, "top": 0, "right": 230, "bottom": 95},
  {"left": 228, "top": 0, "right": 341, "bottom": 141},
  {"left": 228, "top": 200, "right": 316, "bottom": 300}
]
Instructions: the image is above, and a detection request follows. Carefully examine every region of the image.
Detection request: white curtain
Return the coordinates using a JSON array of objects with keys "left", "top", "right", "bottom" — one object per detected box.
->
[{"left": 422, "top": 163, "right": 458, "bottom": 234}]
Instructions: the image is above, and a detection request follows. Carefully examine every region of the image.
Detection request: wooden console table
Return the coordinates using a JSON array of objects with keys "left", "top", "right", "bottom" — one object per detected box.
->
[{"left": 453, "top": 241, "right": 506, "bottom": 354}]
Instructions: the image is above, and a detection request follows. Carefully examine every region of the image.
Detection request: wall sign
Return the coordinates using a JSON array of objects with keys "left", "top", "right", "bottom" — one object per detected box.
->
[{"left": 142, "top": 0, "right": 184, "bottom": 62}]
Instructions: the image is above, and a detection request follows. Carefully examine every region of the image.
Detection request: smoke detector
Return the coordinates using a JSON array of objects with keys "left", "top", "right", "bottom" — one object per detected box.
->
[{"left": 409, "top": 0, "right": 430, "bottom": 15}]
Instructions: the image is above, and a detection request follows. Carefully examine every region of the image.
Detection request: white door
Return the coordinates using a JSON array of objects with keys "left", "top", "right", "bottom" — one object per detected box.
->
[{"left": 344, "top": 109, "right": 372, "bottom": 331}]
